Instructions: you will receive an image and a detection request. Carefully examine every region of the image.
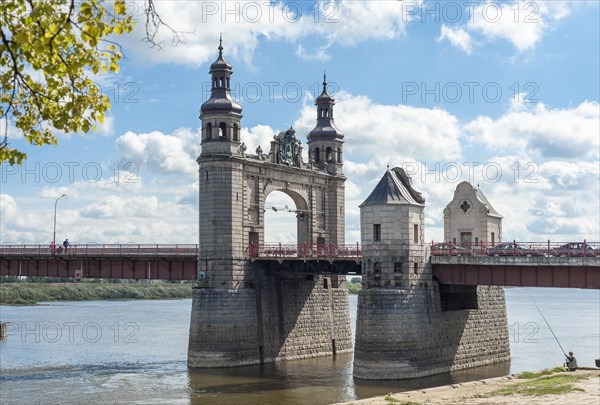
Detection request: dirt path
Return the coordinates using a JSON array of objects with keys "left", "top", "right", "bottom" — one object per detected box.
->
[{"left": 340, "top": 370, "right": 599, "bottom": 405}]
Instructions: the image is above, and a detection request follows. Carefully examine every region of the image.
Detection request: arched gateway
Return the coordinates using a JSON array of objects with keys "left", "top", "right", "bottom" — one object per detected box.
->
[{"left": 188, "top": 40, "right": 352, "bottom": 367}]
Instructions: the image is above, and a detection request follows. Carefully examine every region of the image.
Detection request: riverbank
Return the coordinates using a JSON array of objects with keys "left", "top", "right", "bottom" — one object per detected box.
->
[
  {"left": 0, "top": 282, "right": 192, "bottom": 305},
  {"left": 340, "top": 368, "right": 599, "bottom": 405}
]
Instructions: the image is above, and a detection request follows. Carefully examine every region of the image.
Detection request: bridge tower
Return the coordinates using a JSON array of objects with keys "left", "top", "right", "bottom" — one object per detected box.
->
[
  {"left": 189, "top": 40, "right": 352, "bottom": 368},
  {"left": 196, "top": 35, "right": 246, "bottom": 289},
  {"left": 354, "top": 168, "right": 510, "bottom": 379}
]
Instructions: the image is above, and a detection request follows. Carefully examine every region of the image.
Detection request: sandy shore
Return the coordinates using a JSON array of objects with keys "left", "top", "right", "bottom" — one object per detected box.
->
[{"left": 339, "top": 369, "right": 599, "bottom": 405}]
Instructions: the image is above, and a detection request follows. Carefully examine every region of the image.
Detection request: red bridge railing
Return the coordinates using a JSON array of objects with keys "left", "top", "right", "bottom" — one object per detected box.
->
[
  {"left": 0, "top": 243, "right": 199, "bottom": 257},
  {"left": 249, "top": 242, "right": 361, "bottom": 260},
  {"left": 430, "top": 240, "right": 599, "bottom": 258}
]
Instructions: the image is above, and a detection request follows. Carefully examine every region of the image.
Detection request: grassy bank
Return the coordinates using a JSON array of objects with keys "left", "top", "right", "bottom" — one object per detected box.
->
[
  {"left": 0, "top": 282, "right": 192, "bottom": 305},
  {"left": 347, "top": 368, "right": 599, "bottom": 404}
]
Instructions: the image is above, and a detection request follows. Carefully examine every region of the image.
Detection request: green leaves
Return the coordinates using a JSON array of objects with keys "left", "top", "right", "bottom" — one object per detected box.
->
[{"left": 0, "top": 0, "right": 136, "bottom": 165}]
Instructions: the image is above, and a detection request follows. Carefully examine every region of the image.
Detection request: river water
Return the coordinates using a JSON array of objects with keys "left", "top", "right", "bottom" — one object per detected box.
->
[{"left": 0, "top": 287, "right": 598, "bottom": 404}]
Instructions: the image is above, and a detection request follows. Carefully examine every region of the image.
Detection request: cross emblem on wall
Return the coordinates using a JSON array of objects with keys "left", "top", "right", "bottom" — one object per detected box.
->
[{"left": 460, "top": 200, "right": 471, "bottom": 213}]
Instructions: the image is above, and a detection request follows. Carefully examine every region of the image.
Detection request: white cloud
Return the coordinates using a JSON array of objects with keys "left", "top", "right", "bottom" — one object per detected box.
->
[
  {"left": 293, "top": 91, "right": 463, "bottom": 164},
  {"left": 296, "top": 44, "right": 331, "bottom": 61},
  {"left": 438, "top": 24, "right": 473, "bottom": 54},
  {"left": 120, "top": 0, "right": 421, "bottom": 67},
  {"left": 437, "top": 1, "right": 581, "bottom": 54},
  {"left": 116, "top": 127, "right": 202, "bottom": 176},
  {"left": 240, "top": 124, "right": 278, "bottom": 155},
  {"left": 465, "top": 101, "right": 599, "bottom": 159}
]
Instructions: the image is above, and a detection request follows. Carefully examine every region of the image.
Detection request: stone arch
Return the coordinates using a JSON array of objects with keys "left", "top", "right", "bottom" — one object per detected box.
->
[{"left": 262, "top": 188, "right": 310, "bottom": 247}]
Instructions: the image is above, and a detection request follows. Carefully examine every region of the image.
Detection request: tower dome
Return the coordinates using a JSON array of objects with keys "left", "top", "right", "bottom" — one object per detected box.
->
[{"left": 200, "top": 36, "right": 242, "bottom": 115}]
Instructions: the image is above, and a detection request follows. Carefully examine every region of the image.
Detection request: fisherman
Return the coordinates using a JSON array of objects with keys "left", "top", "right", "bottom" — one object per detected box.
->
[{"left": 564, "top": 351, "right": 578, "bottom": 371}]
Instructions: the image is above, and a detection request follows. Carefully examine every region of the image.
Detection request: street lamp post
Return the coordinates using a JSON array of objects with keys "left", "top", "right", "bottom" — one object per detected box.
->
[{"left": 53, "top": 193, "right": 67, "bottom": 253}]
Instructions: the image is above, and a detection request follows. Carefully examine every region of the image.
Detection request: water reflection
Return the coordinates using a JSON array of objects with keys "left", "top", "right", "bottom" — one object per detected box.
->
[{"left": 187, "top": 352, "right": 510, "bottom": 404}]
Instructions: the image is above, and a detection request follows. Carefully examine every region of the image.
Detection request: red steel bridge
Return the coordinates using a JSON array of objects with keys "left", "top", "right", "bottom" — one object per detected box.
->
[{"left": 1, "top": 241, "right": 598, "bottom": 288}]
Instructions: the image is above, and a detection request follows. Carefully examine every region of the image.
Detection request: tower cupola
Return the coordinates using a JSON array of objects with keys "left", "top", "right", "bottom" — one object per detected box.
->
[
  {"left": 200, "top": 36, "right": 243, "bottom": 156},
  {"left": 307, "top": 72, "right": 344, "bottom": 172}
]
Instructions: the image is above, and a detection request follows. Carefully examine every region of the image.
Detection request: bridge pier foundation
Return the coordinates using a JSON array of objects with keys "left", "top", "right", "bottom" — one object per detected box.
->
[
  {"left": 354, "top": 283, "right": 510, "bottom": 379},
  {"left": 187, "top": 270, "right": 352, "bottom": 367}
]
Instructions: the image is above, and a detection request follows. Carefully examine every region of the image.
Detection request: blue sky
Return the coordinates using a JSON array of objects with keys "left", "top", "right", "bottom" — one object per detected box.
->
[{"left": 1, "top": 0, "right": 599, "bottom": 246}]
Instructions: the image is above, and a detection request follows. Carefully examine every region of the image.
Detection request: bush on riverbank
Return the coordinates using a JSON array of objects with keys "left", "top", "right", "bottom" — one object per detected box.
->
[
  {"left": 0, "top": 282, "right": 192, "bottom": 305},
  {"left": 347, "top": 282, "right": 361, "bottom": 294}
]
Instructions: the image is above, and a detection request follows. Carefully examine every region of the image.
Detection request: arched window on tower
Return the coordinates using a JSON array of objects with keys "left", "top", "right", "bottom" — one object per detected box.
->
[
  {"left": 337, "top": 148, "right": 342, "bottom": 163},
  {"left": 219, "top": 122, "right": 227, "bottom": 140},
  {"left": 226, "top": 77, "right": 230, "bottom": 88},
  {"left": 213, "top": 77, "right": 218, "bottom": 88},
  {"left": 324, "top": 109, "right": 328, "bottom": 118},
  {"left": 206, "top": 123, "right": 213, "bottom": 140},
  {"left": 233, "top": 123, "right": 239, "bottom": 141},
  {"left": 326, "top": 147, "right": 333, "bottom": 162},
  {"left": 219, "top": 77, "right": 224, "bottom": 87},
  {"left": 318, "top": 108, "right": 322, "bottom": 118},
  {"left": 315, "top": 148, "right": 320, "bottom": 163}
]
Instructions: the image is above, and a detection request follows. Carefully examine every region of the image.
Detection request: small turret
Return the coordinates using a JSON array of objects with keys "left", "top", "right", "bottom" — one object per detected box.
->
[
  {"left": 307, "top": 72, "right": 344, "bottom": 173},
  {"left": 200, "top": 35, "right": 243, "bottom": 156}
]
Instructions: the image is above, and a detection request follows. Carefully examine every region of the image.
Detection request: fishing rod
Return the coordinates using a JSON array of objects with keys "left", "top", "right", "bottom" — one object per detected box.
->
[{"left": 529, "top": 295, "right": 568, "bottom": 358}]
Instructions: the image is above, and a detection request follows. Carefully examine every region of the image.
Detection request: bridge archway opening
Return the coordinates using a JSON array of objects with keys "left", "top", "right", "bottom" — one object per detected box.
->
[{"left": 263, "top": 190, "right": 308, "bottom": 247}]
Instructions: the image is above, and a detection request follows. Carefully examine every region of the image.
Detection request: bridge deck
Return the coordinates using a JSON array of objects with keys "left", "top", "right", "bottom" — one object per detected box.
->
[{"left": 431, "top": 256, "right": 600, "bottom": 289}]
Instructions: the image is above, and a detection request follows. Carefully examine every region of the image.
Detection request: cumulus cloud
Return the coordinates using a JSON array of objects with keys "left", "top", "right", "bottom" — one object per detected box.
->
[
  {"left": 438, "top": 25, "right": 473, "bottom": 54},
  {"left": 116, "top": 127, "right": 202, "bottom": 176},
  {"left": 465, "top": 101, "right": 599, "bottom": 159},
  {"left": 293, "top": 91, "right": 463, "bottom": 165},
  {"left": 437, "top": 1, "right": 581, "bottom": 53},
  {"left": 120, "top": 0, "right": 421, "bottom": 67}
]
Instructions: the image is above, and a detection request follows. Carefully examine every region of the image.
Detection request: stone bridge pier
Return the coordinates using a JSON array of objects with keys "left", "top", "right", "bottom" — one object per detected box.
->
[{"left": 188, "top": 270, "right": 352, "bottom": 367}]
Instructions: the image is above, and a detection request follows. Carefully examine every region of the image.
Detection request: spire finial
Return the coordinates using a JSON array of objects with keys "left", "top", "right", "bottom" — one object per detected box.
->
[
  {"left": 322, "top": 70, "right": 327, "bottom": 93},
  {"left": 218, "top": 33, "right": 223, "bottom": 56}
]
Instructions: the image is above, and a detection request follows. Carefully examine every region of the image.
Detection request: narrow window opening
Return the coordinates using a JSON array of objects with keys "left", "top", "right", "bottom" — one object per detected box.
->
[
  {"left": 219, "top": 122, "right": 227, "bottom": 140},
  {"left": 413, "top": 224, "right": 419, "bottom": 243},
  {"left": 413, "top": 263, "right": 418, "bottom": 274},
  {"left": 373, "top": 224, "right": 381, "bottom": 242},
  {"left": 206, "top": 123, "right": 213, "bottom": 140}
]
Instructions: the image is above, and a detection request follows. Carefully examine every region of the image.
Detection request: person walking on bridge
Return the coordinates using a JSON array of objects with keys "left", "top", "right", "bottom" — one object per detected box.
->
[{"left": 63, "top": 238, "right": 70, "bottom": 253}]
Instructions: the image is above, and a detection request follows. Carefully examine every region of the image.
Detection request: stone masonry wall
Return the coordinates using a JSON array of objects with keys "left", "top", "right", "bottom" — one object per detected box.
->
[
  {"left": 188, "top": 271, "right": 352, "bottom": 367},
  {"left": 188, "top": 288, "right": 259, "bottom": 367},
  {"left": 354, "top": 283, "right": 510, "bottom": 379}
]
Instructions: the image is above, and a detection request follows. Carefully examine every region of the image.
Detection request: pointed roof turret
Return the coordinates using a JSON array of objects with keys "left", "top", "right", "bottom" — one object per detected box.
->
[
  {"left": 210, "top": 34, "right": 232, "bottom": 72},
  {"left": 201, "top": 36, "right": 242, "bottom": 116},
  {"left": 316, "top": 71, "right": 334, "bottom": 103},
  {"left": 308, "top": 71, "right": 344, "bottom": 142},
  {"left": 360, "top": 167, "right": 425, "bottom": 207}
]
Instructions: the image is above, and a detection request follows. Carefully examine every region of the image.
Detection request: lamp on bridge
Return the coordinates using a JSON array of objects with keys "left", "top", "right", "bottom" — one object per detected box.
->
[{"left": 53, "top": 193, "right": 67, "bottom": 253}]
